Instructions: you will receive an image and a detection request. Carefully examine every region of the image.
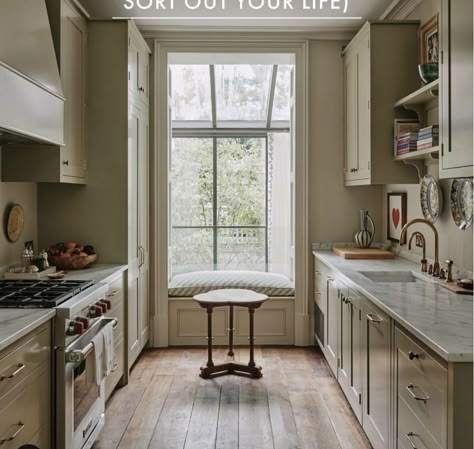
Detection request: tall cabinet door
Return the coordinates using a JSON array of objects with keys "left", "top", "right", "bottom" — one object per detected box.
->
[
  {"left": 362, "top": 300, "right": 391, "bottom": 449},
  {"left": 344, "top": 50, "right": 359, "bottom": 182},
  {"left": 60, "top": 0, "right": 87, "bottom": 180},
  {"left": 128, "top": 102, "right": 141, "bottom": 368},
  {"left": 138, "top": 106, "right": 150, "bottom": 347},
  {"left": 325, "top": 277, "right": 339, "bottom": 377},
  {"left": 440, "top": 0, "right": 473, "bottom": 177}
]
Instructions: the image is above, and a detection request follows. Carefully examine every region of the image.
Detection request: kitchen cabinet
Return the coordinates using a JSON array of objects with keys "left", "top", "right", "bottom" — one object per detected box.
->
[
  {"left": 362, "top": 300, "right": 391, "bottom": 449},
  {"left": 128, "top": 25, "right": 150, "bottom": 107},
  {"left": 2, "top": 0, "right": 87, "bottom": 184},
  {"left": 0, "top": 322, "right": 51, "bottom": 449},
  {"left": 439, "top": 0, "right": 473, "bottom": 178},
  {"left": 338, "top": 286, "right": 363, "bottom": 422},
  {"left": 325, "top": 276, "right": 339, "bottom": 377},
  {"left": 343, "top": 22, "right": 420, "bottom": 186}
]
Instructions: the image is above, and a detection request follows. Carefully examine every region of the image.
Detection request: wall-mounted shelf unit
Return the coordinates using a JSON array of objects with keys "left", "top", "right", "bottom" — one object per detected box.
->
[
  {"left": 394, "top": 146, "right": 440, "bottom": 162},
  {"left": 394, "top": 80, "right": 439, "bottom": 126}
]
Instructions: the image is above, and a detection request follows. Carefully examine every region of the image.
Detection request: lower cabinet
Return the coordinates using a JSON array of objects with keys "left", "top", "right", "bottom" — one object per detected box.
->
[
  {"left": 313, "top": 255, "right": 473, "bottom": 449},
  {"left": 362, "top": 300, "right": 391, "bottom": 449},
  {"left": 0, "top": 322, "right": 51, "bottom": 449}
]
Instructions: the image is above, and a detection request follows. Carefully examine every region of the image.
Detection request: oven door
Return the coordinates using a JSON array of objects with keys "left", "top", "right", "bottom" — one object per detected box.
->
[{"left": 57, "top": 317, "right": 116, "bottom": 449}]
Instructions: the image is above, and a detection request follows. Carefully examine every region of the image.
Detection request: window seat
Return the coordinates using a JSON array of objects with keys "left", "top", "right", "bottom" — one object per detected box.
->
[{"left": 169, "top": 270, "right": 295, "bottom": 298}]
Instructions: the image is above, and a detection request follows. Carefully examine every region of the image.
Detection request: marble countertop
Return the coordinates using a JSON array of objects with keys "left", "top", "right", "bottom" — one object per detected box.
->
[
  {"left": 313, "top": 251, "right": 473, "bottom": 363},
  {"left": 0, "top": 264, "right": 127, "bottom": 353}
]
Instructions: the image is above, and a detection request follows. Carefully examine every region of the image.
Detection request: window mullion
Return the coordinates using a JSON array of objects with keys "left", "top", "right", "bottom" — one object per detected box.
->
[
  {"left": 210, "top": 65, "right": 217, "bottom": 129},
  {"left": 266, "top": 65, "right": 278, "bottom": 129},
  {"left": 213, "top": 137, "right": 218, "bottom": 269}
]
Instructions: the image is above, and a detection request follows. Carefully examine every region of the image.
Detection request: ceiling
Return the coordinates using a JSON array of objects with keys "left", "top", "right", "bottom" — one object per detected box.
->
[{"left": 77, "top": 0, "right": 396, "bottom": 31}]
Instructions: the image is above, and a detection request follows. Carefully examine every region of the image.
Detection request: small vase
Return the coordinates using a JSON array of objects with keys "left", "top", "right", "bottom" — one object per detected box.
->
[{"left": 354, "top": 210, "right": 375, "bottom": 248}]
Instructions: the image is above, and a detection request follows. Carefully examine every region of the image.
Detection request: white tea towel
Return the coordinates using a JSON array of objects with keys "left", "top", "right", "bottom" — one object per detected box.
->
[
  {"left": 88, "top": 330, "right": 105, "bottom": 386},
  {"left": 102, "top": 321, "right": 115, "bottom": 376}
]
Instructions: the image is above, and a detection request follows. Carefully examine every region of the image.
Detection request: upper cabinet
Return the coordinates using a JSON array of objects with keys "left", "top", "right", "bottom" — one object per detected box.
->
[
  {"left": 439, "top": 0, "right": 473, "bottom": 178},
  {"left": 128, "top": 25, "right": 150, "bottom": 107},
  {"left": 2, "top": 0, "right": 87, "bottom": 183},
  {"left": 343, "top": 22, "right": 421, "bottom": 186}
]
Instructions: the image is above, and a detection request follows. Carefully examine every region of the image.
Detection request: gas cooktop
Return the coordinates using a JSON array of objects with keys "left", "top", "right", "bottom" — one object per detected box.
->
[{"left": 0, "top": 279, "right": 94, "bottom": 308}]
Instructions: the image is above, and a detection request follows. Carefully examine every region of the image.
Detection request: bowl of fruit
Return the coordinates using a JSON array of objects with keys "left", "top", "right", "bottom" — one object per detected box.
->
[{"left": 47, "top": 242, "right": 97, "bottom": 270}]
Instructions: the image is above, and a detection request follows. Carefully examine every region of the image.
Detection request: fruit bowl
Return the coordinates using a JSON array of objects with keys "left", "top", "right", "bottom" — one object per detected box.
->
[
  {"left": 418, "top": 63, "right": 438, "bottom": 84},
  {"left": 48, "top": 254, "right": 97, "bottom": 271}
]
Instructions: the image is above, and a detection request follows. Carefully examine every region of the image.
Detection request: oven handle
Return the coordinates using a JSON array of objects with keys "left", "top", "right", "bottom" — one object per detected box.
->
[{"left": 65, "top": 318, "right": 118, "bottom": 364}]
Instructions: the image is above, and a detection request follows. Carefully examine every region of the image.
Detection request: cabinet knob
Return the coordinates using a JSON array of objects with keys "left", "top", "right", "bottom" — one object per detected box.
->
[
  {"left": 62, "top": 160, "right": 69, "bottom": 166},
  {"left": 139, "top": 86, "right": 145, "bottom": 92},
  {"left": 408, "top": 351, "right": 419, "bottom": 360}
]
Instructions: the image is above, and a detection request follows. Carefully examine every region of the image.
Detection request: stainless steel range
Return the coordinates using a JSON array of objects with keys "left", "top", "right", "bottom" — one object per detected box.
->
[{"left": 55, "top": 283, "right": 117, "bottom": 449}]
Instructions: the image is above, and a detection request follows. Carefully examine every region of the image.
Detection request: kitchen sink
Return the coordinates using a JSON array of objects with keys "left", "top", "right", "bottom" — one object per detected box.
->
[{"left": 359, "top": 271, "right": 431, "bottom": 283}]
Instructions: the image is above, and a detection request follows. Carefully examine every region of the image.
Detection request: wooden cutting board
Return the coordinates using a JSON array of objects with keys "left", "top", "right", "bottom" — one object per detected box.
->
[
  {"left": 332, "top": 247, "right": 395, "bottom": 260},
  {"left": 440, "top": 281, "right": 474, "bottom": 296}
]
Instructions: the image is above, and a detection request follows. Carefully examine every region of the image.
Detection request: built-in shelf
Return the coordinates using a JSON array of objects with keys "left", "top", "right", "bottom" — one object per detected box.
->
[
  {"left": 394, "top": 80, "right": 440, "bottom": 108},
  {"left": 394, "top": 146, "right": 440, "bottom": 162}
]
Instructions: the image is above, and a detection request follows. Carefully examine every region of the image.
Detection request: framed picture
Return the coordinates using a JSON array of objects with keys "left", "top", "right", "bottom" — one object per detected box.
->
[
  {"left": 419, "top": 15, "right": 439, "bottom": 63},
  {"left": 387, "top": 193, "right": 407, "bottom": 242}
]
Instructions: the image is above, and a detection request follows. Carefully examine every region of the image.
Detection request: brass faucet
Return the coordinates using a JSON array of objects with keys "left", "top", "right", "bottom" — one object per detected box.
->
[
  {"left": 400, "top": 219, "right": 440, "bottom": 277},
  {"left": 408, "top": 231, "right": 428, "bottom": 272}
]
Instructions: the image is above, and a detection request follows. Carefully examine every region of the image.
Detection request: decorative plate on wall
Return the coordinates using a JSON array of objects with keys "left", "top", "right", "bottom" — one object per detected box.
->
[
  {"left": 5, "top": 204, "right": 25, "bottom": 242},
  {"left": 420, "top": 175, "right": 443, "bottom": 223},
  {"left": 450, "top": 178, "right": 473, "bottom": 230}
]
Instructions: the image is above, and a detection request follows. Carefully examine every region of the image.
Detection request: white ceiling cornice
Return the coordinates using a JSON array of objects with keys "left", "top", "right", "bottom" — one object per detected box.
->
[{"left": 379, "top": 0, "right": 423, "bottom": 20}]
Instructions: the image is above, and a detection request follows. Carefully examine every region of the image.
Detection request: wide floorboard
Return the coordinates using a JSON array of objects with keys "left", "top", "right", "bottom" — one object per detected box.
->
[{"left": 93, "top": 347, "right": 371, "bottom": 449}]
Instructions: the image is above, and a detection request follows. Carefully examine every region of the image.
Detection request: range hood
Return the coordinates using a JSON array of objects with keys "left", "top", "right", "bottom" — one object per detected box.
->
[{"left": 0, "top": 0, "right": 64, "bottom": 145}]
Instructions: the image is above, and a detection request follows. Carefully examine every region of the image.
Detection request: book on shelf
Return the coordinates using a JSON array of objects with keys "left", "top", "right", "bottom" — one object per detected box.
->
[
  {"left": 417, "top": 143, "right": 438, "bottom": 150},
  {"left": 393, "top": 120, "right": 420, "bottom": 157}
]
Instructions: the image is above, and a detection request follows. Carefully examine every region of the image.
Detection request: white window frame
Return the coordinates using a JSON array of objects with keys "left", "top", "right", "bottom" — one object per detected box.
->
[{"left": 151, "top": 36, "right": 309, "bottom": 347}]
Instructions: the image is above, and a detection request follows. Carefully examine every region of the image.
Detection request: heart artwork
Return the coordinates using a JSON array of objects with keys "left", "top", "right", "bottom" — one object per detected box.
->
[{"left": 392, "top": 208, "right": 401, "bottom": 229}]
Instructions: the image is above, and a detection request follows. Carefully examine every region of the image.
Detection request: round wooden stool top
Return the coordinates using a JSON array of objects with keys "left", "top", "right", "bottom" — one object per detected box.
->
[{"left": 194, "top": 288, "right": 268, "bottom": 308}]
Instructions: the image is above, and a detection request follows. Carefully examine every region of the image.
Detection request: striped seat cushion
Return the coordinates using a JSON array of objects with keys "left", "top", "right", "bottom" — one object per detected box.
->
[{"left": 169, "top": 271, "right": 295, "bottom": 297}]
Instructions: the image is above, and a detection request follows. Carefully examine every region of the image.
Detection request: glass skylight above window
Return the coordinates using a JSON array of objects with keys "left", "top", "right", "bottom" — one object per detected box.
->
[
  {"left": 214, "top": 65, "right": 273, "bottom": 123},
  {"left": 171, "top": 65, "right": 212, "bottom": 122},
  {"left": 271, "top": 65, "right": 292, "bottom": 123}
]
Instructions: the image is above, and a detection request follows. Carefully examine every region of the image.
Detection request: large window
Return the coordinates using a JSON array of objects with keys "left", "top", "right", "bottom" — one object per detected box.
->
[{"left": 169, "top": 56, "right": 293, "bottom": 277}]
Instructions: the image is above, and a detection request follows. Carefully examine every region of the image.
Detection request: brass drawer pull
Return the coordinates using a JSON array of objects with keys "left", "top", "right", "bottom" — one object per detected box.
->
[
  {"left": 405, "top": 432, "right": 418, "bottom": 449},
  {"left": 0, "top": 363, "right": 25, "bottom": 381},
  {"left": 0, "top": 421, "right": 25, "bottom": 444},
  {"left": 367, "top": 313, "right": 383, "bottom": 323},
  {"left": 406, "top": 384, "right": 430, "bottom": 402}
]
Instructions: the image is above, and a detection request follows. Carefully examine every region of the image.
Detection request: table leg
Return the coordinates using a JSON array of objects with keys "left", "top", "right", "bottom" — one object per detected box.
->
[
  {"left": 228, "top": 305, "right": 234, "bottom": 358},
  {"left": 206, "top": 306, "right": 214, "bottom": 368},
  {"left": 248, "top": 307, "right": 256, "bottom": 367}
]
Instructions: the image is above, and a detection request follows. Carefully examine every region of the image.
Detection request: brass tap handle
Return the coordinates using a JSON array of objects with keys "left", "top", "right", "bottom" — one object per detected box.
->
[
  {"left": 445, "top": 260, "right": 454, "bottom": 282},
  {"left": 428, "top": 264, "right": 433, "bottom": 275},
  {"left": 439, "top": 269, "right": 446, "bottom": 280}
]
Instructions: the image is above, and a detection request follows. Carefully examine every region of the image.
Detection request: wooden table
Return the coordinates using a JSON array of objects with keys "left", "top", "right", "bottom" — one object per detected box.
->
[{"left": 193, "top": 289, "right": 269, "bottom": 379}]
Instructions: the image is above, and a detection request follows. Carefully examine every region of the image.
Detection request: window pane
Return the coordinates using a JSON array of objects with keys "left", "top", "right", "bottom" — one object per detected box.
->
[
  {"left": 215, "top": 65, "right": 272, "bottom": 122},
  {"left": 171, "top": 228, "right": 213, "bottom": 275},
  {"left": 271, "top": 65, "right": 292, "bottom": 122},
  {"left": 171, "top": 138, "right": 213, "bottom": 226},
  {"left": 170, "top": 65, "right": 212, "bottom": 121},
  {"left": 217, "top": 227, "right": 266, "bottom": 271},
  {"left": 217, "top": 138, "right": 266, "bottom": 227}
]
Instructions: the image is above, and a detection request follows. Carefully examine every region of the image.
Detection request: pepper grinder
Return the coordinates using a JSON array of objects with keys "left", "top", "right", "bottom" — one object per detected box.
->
[{"left": 445, "top": 260, "right": 454, "bottom": 282}]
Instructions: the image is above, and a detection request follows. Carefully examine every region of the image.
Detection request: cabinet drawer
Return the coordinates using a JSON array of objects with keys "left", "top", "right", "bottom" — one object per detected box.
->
[
  {"left": 397, "top": 396, "right": 441, "bottom": 449},
  {"left": 396, "top": 327, "right": 447, "bottom": 447},
  {"left": 105, "top": 337, "right": 124, "bottom": 401},
  {"left": 0, "top": 366, "right": 50, "bottom": 449},
  {"left": 106, "top": 276, "right": 125, "bottom": 309},
  {"left": 107, "top": 301, "right": 124, "bottom": 341},
  {"left": 0, "top": 324, "right": 50, "bottom": 404}
]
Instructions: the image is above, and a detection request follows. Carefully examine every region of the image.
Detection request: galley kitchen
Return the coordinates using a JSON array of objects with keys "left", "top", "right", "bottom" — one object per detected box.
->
[{"left": 0, "top": 0, "right": 472, "bottom": 449}]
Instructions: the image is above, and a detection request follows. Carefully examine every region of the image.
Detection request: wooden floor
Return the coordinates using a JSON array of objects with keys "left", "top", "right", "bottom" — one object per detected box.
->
[{"left": 93, "top": 347, "right": 371, "bottom": 449}]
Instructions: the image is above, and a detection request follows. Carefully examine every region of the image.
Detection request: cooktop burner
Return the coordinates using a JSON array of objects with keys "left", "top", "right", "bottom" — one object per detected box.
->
[{"left": 0, "top": 279, "right": 94, "bottom": 308}]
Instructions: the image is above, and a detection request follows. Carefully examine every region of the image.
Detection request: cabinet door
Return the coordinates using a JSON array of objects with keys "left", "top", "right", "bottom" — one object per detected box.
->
[
  {"left": 344, "top": 51, "right": 359, "bottom": 182},
  {"left": 128, "top": 102, "right": 141, "bottom": 368},
  {"left": 440, "top": 0, "right": 473, "bottom": 177},
  {"left": 60, "top": 0, "right": 87, "bottom": 179},
  {"left": 325, "top": 277, "right": 339, "bottom": 376},
  {"left": 137, "top": 47, "right": 150, "bottom": 105},
  {"left": 128, "top": 36, "right": 139, "bottom": 98},
  {"left": 363, "top": 301, "right": 391, "bottom": 449},
  {"left": 338, "top": 286, "right": 350, "bottom": 388},
  {"left": 138, "top": 107, "right": 150, "bottom": 347},
  {"left": 356, "top": 39, "right": 371, "bottom": 181}
]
